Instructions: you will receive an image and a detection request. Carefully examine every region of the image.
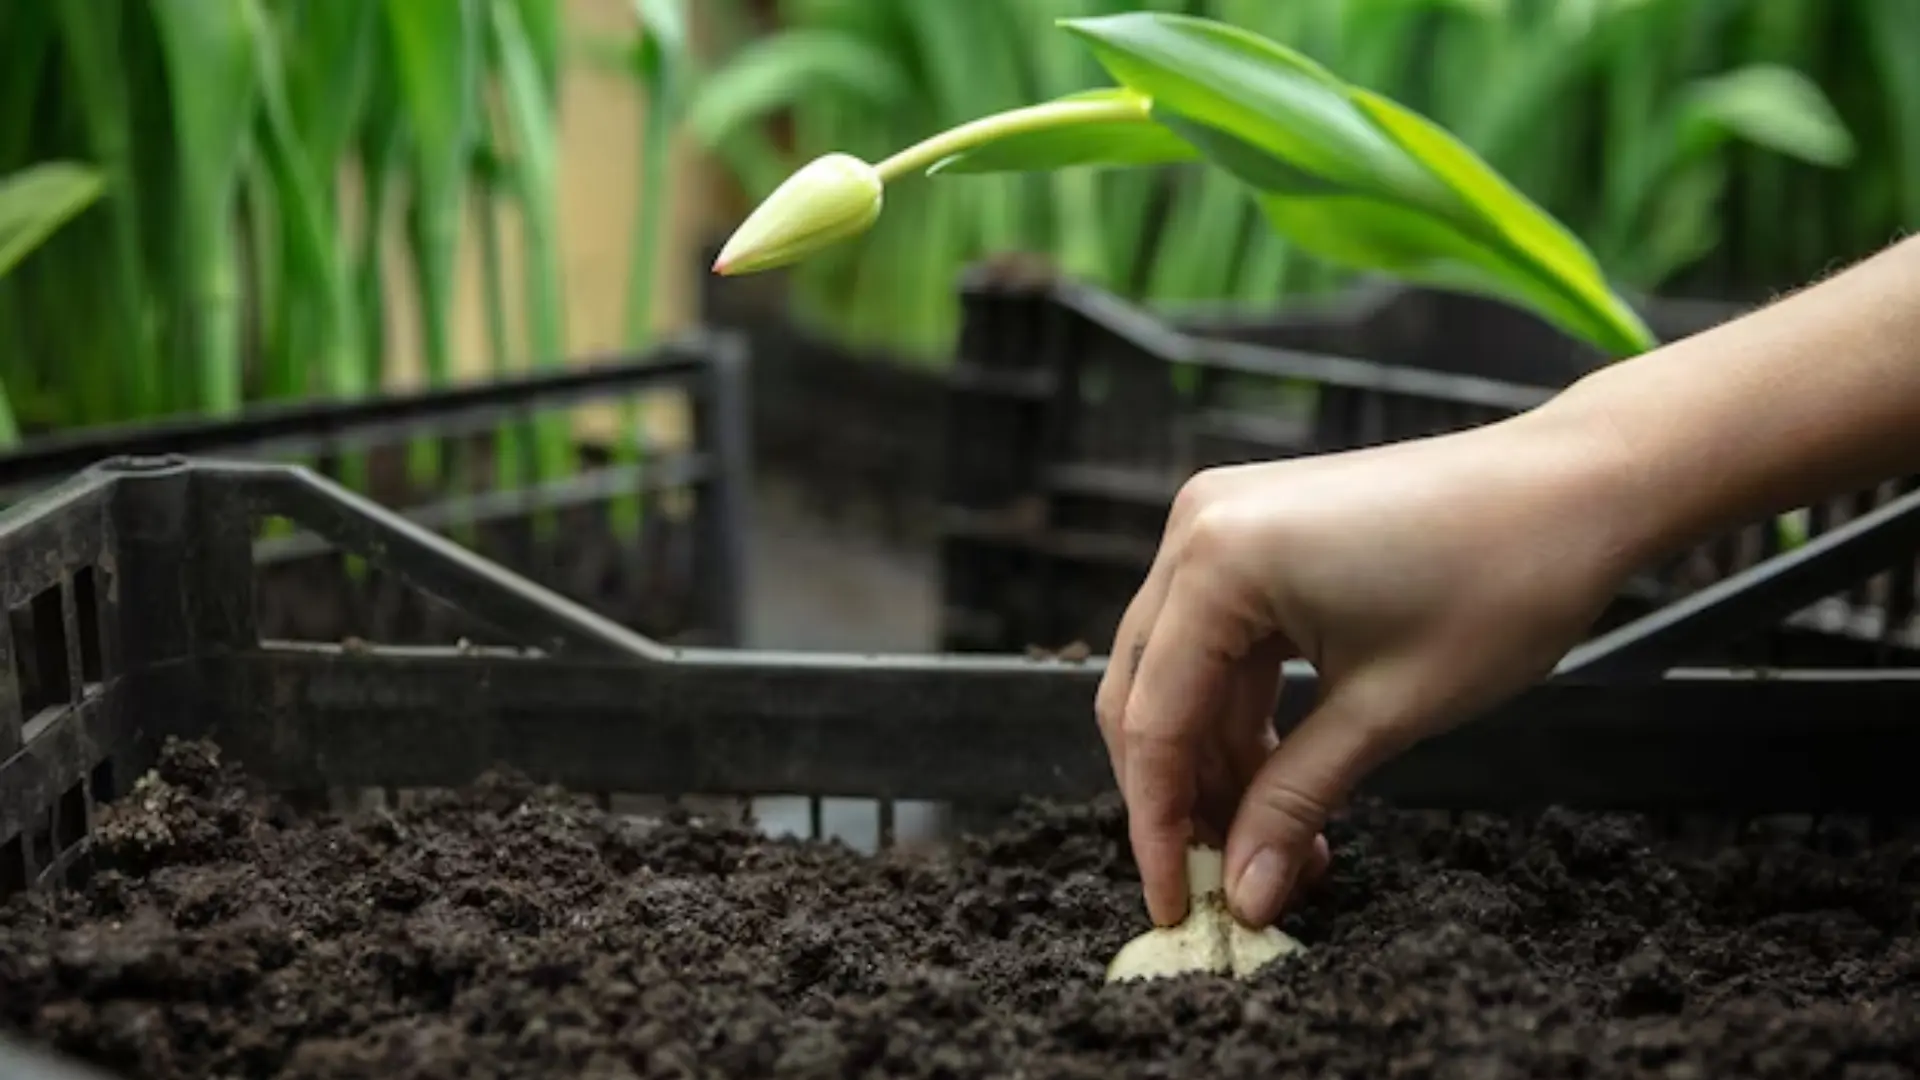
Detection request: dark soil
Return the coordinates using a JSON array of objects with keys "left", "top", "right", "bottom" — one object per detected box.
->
[{"left": 8, "top": 739, "right": 1920, "bottom": 1079}]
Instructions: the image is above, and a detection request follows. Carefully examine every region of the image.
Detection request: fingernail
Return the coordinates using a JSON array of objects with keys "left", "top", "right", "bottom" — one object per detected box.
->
[{"left": 1231, "top": 847, "right": 1288, "bottom": 927}]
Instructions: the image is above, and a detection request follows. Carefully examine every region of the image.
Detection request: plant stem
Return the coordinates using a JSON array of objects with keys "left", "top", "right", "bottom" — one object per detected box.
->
[
  {"left": 624, "top": 78, "right": 674, "bottom": 347},
  {"left": 873, "top": 94, "right": 1152, "bottom": 183}
]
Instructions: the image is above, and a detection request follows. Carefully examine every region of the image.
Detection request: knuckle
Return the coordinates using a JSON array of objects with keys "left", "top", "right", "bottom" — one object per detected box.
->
[
  {"left": 1168, "top": 468, "right": 1225, "bottom": 530},
  {"left": 1180, "top": 502, "right": 1238, "bottom": 561},
  {"left": 1120, "top": 708, "right": 1171, "bottom": 749},
  {"left": 1250, "top": 778, "right": 1336, "bottom": 833}
]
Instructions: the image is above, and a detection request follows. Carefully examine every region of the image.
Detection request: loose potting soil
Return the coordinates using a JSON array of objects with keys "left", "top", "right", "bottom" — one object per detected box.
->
[{"left": 6, "top": 738, "right": 1920, "bottom": 1079}]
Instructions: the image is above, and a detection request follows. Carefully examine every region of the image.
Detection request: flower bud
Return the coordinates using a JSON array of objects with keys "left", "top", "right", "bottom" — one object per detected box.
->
[{"left": 712, "top": 153, "right": 884, "bottom": 276}]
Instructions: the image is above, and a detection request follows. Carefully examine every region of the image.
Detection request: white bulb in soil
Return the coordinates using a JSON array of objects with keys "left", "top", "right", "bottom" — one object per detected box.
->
[{"left": 1105, "top": 846, "right": 1304, "bottom": 984}]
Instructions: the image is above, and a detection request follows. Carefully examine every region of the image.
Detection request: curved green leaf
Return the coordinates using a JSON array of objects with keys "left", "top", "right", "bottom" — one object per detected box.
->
[
  {"left": 631, "top": 0, "right": 687, "bottom": 57},
  {"left": 1256, "top": 193, "right": 1624, "bottom": 355},
  {"left": 685, "top": 29, "right": 914, "bottom": 147},
  {"left": 1059, "top": 13, "right": 1447, "bottom": 207},
  {"left": 1059, "top": 11, "right": 1651, "bottom": 356},
  {"left": 0, "top": 162, "right": 105, "bottom": 279},
  {"left": 1674, "top": 64, "right": 1855, "bottom": 168},
  {"left": 1348, "top": 87, "right": 1652, "bottom": 354}
]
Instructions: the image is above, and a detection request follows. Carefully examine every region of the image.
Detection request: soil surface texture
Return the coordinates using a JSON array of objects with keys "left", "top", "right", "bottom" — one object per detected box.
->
[{"left": 7, "top": 739, "right": 1920, "bottom": 1079}]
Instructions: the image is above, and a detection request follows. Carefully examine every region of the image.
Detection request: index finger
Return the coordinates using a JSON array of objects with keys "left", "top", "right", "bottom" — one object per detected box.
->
[{"left": 1121, "top": 562, "right": 1258, "bottom": 925}]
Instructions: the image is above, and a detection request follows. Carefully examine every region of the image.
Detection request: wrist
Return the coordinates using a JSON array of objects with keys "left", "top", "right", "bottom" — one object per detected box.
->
[{"left": 1483, "top": 378, "right": 1672, "bottom": 594}]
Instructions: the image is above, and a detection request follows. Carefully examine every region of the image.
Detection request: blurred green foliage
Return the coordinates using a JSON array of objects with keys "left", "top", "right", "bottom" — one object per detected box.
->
[{"left": 0, "top": 0, "right": 635, "bottom": 469}]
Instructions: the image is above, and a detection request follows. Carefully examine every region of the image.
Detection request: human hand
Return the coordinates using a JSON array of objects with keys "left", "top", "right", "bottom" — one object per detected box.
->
[{"left": 1095, "top": 408, "right": 1648, "bottom": 929}]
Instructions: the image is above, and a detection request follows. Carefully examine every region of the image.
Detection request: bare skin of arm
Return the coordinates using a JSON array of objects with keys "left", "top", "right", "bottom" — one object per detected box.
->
[{"left": 1095, "top": 234, "right": 1920, "bottom": 930}]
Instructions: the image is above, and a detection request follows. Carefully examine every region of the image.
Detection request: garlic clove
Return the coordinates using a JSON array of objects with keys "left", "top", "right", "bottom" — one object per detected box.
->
[
  {"left": 1227, "top": 918, "right": 1304, "bottom": 979},
  {"left": 1105, "top": 915, "right": 1229, "bottom": 983},
  {"left": 1105, "top": 844, "right": 1304, "bottom": 985}
]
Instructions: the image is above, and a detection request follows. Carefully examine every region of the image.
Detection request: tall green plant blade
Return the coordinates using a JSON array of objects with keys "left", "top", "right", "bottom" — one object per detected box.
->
[
  {"left": 384, "top": 0, "right": 481, "bottom": 395},
  {"left": 0, "top": 161, "right": 104, "bottom": 446},
  {"left": 513, "top": 0, "right": 565, "bottom": 102},
  {"left": 284, "top": 0, "right": 379, "bottom": 172},
  {"left": 353, "top": 65, "right": 407, "bottom": 392},
  {"left": 471, "top": 149, "right": 522, "bottom": 535},
  {"left": 633, "top": 0, "right": 689, "bottom": 55},
  {"left": 625, "top": 0, "right": 686, "bottom": 345},
  {"left": 1145, "top": 167, "right": 1246, "bottom": 302},
  {"left": 0, "top": 162, "right": 104, "bottom": 281},
  {"left": 1862, "top": 1, "right": 1920, "bottom": 230},
  {"left": 242, "top": 153, "right": 293, "bottom": 399},
  {"left": 1596, "top": 59, "right": 1853, "bottom": 289},
  {"left": 899, "top": 0, "right": 1027, "bottom": 252},
  {"left": 252, "top": 16, "right": 366, "bottom": 401},
  {"left": 54, "top": 0, "right": 161, "bottom": 421},
  {"left": 489, "top": 0, "right": 573, "bottom": 491},
  {"left": 151, "top": 0, "right": 263, "bottom": 415},
  {"left": 0, "top": 2, "right": 54, "bottom": 167},
  {"left": 1018, "top": 0, "right": 1110, "bottom": 283}
]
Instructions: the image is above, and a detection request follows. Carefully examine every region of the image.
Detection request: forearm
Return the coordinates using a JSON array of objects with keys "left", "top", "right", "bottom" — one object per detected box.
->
[{"left": 1539, "top": 235, "right": 1920, "bottom": 572}]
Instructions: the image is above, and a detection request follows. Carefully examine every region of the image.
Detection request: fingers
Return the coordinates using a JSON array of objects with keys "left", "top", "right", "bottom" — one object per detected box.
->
[
  {"left": 1123, "top": 723, "right": 1200, "bottom": 925},
  {"left": 1094, "top": 470, "right": 1229, "bottom": 798},
  {"left": 1094, "top": 559, "right": 1175, "bottom": 791},
  {"left": 1224, "top": 687, "right": 1388, "bottom": 928},
  {"left": 1191, "top": 637, "right": 1288, "bottom": 843},
  {"left": 1124, "top": 560, "right": 1257, "bottom": 926}
]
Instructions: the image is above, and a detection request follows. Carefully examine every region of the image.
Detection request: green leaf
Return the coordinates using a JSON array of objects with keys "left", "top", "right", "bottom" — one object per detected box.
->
[
  {"left": 513, "top": 0, "right": 565, "bottom": 101},
  {"left": 1628, "top": 158, "right": 1727, "bottom": 287},
  {"left": 1863, "top": 0, "right": 1920, "bottom": 228},
  {"left": 1348, "top": 87, "right": 1651, "bottom": 354},
  {"left": 632, "top": 0, "right": 688, "bottom": 56},
  {"left": 1253, "top": 193, "right": 1616, "bottom": 358},
  {"left": 489, "top": 0, "right": 573, "bottom": 485},
  {"left": 382, "top": 0, "right": 482, "bottom": 390},
  {"left": 0, "top": 162, "right": 104, "bottom": 279},
  {"left": 1059, "top": 11, "right": 1654, "bottom": 356},
  {"left": 150, "top": 0, "right": 263, "bottom": 414},
  {"left": 252, "top": 11, "right": 366, "bottom": 398},
  {"left": 685, "top": 29, "right": 914, "bottom": 147},
  {"left": 1060, "top": 13, "right": 1446, "bottom": 203},
  {"left": 284, "top": 0, "right": 380, "bottom": 170},
  {"left": 631, "top": 0, "right": 688, "bottom": 89},
  {"left": 1674, "top": 64, "right": 1855, "bottom": 168}
]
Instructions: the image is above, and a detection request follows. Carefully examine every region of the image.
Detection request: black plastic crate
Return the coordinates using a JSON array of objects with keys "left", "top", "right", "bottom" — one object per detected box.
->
[
  {"left": 0, "top": 335, "right": 752, "bottom": 651},
  {"left": 700, "top": 248, "right": 945, "bottom": 542},
  {"left": 936, "top": 269, "right": 1920, "bottom": 668},
  {"left": 3, "top": 454, "right": 1920, "bottom": 1077},
  {"left": 1163, "top": 276, "right": 1741, "bottom": 391}
]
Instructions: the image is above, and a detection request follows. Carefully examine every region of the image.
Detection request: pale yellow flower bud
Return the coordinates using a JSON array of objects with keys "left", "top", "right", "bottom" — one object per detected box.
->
[{"left": 711, "top": 153, "right": 884, "bottom": 276}]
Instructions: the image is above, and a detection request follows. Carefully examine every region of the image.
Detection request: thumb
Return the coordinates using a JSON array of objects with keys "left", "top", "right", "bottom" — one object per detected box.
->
[{"left": 1223, "top": 686, "right": 1389, "bottom": 927}]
